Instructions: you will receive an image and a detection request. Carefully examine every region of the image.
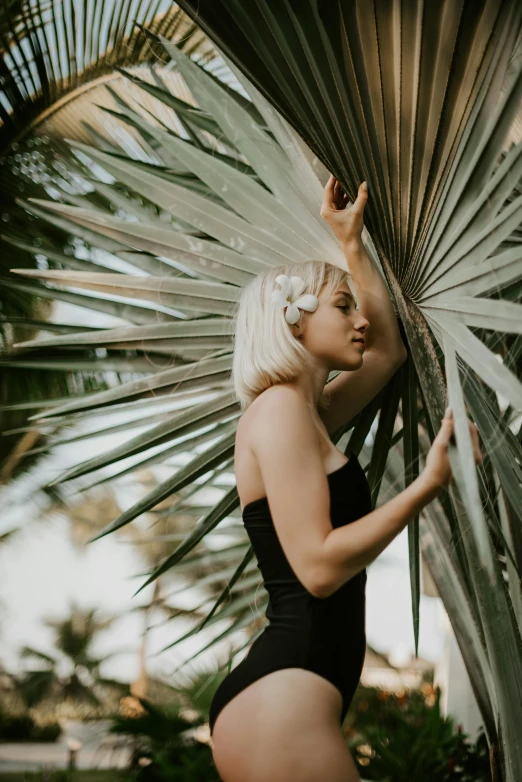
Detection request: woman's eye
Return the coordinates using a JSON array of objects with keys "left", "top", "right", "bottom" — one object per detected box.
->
[{"left": 338, "top": 306, "right": 350, "bottom": 313}]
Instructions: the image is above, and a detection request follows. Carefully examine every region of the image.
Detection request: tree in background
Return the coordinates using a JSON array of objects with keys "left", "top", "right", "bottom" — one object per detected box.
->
[{"left": 13, "top": 602, "right": 130, "bottom": 712}]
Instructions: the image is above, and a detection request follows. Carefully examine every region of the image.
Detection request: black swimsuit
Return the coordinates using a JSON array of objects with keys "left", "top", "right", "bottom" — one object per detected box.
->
[{"left": 208, "top": 450, "right": 371, "bottom": 735}]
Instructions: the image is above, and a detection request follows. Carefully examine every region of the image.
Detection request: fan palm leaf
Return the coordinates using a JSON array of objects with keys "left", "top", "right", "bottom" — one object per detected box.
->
[
  {"left": 1, "top": 10, "right": 521, "bottom": 776},
  {"left": 0, "top": 0, "right": 218, "bottom": 479},
  {"left": 0, "top": 0, "right": 217, "bottom": 151}
]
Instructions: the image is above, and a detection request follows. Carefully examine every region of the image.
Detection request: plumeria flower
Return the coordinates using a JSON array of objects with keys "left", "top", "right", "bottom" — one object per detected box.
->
[{"left": 271, "top": 274, "right": 319, "bottom": 325}]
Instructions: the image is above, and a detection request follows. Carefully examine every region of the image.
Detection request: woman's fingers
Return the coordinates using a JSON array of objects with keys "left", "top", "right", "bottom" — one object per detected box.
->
[
  {"left": 326, "top": 176, "right": 367, "bottom": 207},
  {"left": 437, "top": 415, "right": 454, "bottom": 446},
  {"left": 351, "top": 182, "right": 368, "bottom": 213},
  {"left": 333, "top": 180, "right": 342, "bottom": 207},
  {"left": 469, "top": 422, "right": 483, "bottom": 462},
  {"left": 323, "top": 175, "right": 338, "bottom": 210},
  {"left": 438, "top": 412, "right": 482, "bottom": 463}
]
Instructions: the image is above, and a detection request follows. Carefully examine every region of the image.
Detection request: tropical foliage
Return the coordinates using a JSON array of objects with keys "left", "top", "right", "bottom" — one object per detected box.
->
[
  {"left": 167, "top": 1, "right": 522, "bottom": 776},
  {"left": 0, "top": 0, "right": 216, "bottom": 151},
  {"left": 348, "top": 684, "right": 492, "bottom": 781},
  {"left": 0, "top": 0, "right": 217, "bottom": 477},
  {"left": 109, "top": 696, "right": 219, "bottom": 781},
  {"left": 0, "top": 2, "right": 521, "bottom": 779},
  {"left": 12, "top": 603, "right": 130, "bottom": 709},
  {"left": 0, "top": 702, "right": 62, "bottom": 742}
]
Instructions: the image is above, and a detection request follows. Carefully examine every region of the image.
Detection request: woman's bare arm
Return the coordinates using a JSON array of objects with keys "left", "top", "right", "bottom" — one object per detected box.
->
[
  {"left": 317, "top": 410, "right": 464, "bottom": 598},
  {"left": 249, "top": 385, "right": 444, "bottom": 600},
  {"left": 316, "top": 474, "right": 440, "bottom": 598}
]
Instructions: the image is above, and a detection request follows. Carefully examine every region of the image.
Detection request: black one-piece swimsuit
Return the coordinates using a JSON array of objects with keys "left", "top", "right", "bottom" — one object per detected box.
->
[{"left": 208, "top": 450, "right": 371, "bottom": 736}]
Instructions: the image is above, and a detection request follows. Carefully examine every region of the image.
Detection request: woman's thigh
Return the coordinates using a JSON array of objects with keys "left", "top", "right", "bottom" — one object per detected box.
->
[{"left": 211, "top": 668, "right": 361, "bottom": 782}]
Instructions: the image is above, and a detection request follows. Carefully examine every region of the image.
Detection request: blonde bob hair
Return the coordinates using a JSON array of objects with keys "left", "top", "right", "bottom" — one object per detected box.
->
[{"left": 231, "top": 259, "right": 356, "bottom": 413}]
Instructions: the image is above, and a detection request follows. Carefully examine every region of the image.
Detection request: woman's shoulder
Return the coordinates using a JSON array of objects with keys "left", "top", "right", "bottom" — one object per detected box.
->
[
  {"left": 235, "top": 386, "right": 319, "bottom": 508},
  {"left": 238, "top": 385, "right": 302, "bottom": 436}
]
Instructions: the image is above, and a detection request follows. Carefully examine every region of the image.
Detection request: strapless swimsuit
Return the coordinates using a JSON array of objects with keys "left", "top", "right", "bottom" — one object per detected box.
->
[{"left": 208, "top": 450, "right": 371, "bottom": 735}]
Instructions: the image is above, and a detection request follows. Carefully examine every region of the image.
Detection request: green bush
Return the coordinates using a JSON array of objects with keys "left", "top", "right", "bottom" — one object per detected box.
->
[
  {"left": 346, "top": 684, "right": 491, "bottom": 781},
  {"left": 0, "top": 706, "right": 61, "bottom": 742},
  {"left": 109, "top": 697, "right": 219, "bottom": 782}
]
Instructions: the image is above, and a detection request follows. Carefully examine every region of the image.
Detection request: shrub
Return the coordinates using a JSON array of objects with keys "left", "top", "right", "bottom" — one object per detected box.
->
[
  {"left": 0, "top": 705, "right": 61, "bottom": 742},
  {"left": 345, "top": 684, "right": 491, "bottom": 781},
  {"left": 109, "top": 697, "right": 219, "bottom": 781}
]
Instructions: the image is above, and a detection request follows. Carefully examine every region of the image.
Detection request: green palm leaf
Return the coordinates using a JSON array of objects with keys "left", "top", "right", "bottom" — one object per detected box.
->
[
  {"left": 2, "top": 8, "right": 522, "bottom": 775},
  {"left": 0, "top": 0, "right": 216, "bottom": 151},
  {"left": 154, "top": 4, "right": 517, "bottom": 774},
  {"left": 0, "top": 0, "right": 218, "bottom": 478}
]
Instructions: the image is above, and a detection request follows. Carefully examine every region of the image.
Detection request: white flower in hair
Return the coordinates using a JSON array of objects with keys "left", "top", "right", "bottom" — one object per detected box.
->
[{"left": 271, "top": 274, "right": 319, "bottom": 325}]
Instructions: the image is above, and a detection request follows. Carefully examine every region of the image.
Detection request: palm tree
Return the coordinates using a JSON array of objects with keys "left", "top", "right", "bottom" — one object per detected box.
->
[
  {"left": 14, "top": 602, "right": 130, "bottom": 711},
  {"left": 0, "top": 6, "right": 521, "bottom": 779}
]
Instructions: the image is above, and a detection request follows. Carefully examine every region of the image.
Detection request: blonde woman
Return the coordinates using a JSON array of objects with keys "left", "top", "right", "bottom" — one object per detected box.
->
[{"left": 209, "top": 177, "right": 482, "bottom": 782}]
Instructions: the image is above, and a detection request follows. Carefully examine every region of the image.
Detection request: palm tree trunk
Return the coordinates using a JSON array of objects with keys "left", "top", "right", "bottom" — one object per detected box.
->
[{"left": 130, "top": 579, "right": 161, "bottom": 700}]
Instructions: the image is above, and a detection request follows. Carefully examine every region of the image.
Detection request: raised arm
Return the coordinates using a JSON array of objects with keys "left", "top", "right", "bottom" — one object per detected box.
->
[{"left": 320, "top": 176, "right": 407, "bottom": 358}]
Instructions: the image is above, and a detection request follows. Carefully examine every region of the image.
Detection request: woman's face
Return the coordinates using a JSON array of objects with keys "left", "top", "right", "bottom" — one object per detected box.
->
[{"left": 294, "top": 282, "right": 370, "bottom": 371}]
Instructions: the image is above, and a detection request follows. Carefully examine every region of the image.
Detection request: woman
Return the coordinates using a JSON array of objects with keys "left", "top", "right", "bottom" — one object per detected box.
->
[{"left": 209, "top": 177, "right": 482, "bottom": 782}]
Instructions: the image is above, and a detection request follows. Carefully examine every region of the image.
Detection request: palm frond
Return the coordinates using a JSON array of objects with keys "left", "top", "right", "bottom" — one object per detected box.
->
[
  {"left": 1, "top": 9, "right": 522, "bottom": 774},
  {"left": 0, "top": 0, "right": 217, "bottom": 152}
]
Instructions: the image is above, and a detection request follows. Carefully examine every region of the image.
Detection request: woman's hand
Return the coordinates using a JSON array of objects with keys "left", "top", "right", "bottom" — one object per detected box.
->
[
  {"left": 320, "top": 175, "right": 368, "bottom": 248},
  {"left": 422, "top": 407, "right": 483, "bottom": 492}
]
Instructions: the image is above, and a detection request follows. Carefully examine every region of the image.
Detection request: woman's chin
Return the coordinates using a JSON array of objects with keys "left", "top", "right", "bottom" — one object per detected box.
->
[{"left": 339, "top": 356, "right": 363, "bottom": 370}]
